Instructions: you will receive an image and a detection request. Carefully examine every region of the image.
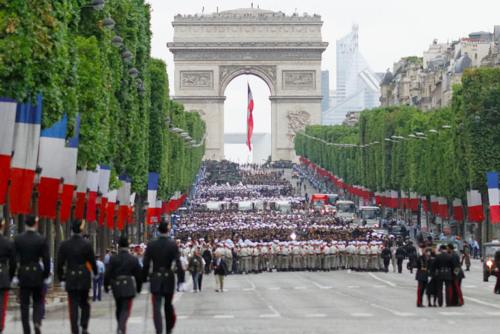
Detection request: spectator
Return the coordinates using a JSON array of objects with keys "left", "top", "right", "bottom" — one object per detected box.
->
[
  {"left": 187, "top": 249, "right": 203, "bottom": 293},
  {"left": 93, "top": 255, "right": 105, "bottom": 302},
  {"left": 213, "top": 252, "right": 228, "bottom": 292}
]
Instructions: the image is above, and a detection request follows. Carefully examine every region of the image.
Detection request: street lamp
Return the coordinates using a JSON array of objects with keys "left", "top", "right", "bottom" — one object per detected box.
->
[
  {"left": 442, "top": 125, "right": 451, "bottom": 129},
  {"left": 129, "top": 68, "right": 139, "bottom": 78},
  {"left": 142, "top": 202, "right": 149, "bottom": 243},
  {"left": 111, "top": 36, "right": 123, "bottom": 48},
  {"left": 474, "top": 115, "right": 481, "bottom": 123},
  {"left": 137, "top": 86, "right": 146, "bottom": 95},
  {"left": 102, "top": 17, "right": 115, "bottom": 30},
  {"left": 122, "top": 51, "right": 133, "bottom": 63},
  {"left": 91, "top": 0, "right": 105, "bottom": 10},
  {"left": 429, "top": 129, "right": 439, "bottom": 134}
]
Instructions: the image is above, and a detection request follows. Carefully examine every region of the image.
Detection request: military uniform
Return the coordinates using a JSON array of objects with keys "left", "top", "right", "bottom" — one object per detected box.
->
[
  {"left": 415, "top": 252, "right": 429, "bottom": 307},
  {"left": 14, "top": 221, "right": 50, "bottom": 334},
  {"left": 142, "top": 233, "right": 181, "bottom": 334},
  {"left": 104, "top": 246, "right": 142, "bottom": 334},
  {"left": 57, "top": 223, "right": 98, "bottom": 334},
  {"left": 0, "top": 225, "right": 16, "bottom": 333}
]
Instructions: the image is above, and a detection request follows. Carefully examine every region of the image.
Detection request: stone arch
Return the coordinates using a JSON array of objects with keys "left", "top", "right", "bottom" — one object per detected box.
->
[{"left": 219, "top": 65, "right": 277, "bottom": 97}]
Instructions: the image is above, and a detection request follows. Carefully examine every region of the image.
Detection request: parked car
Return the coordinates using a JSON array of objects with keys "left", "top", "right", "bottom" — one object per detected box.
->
[{"left": 482, "top": 243, "right": 500, "bottom": 282}]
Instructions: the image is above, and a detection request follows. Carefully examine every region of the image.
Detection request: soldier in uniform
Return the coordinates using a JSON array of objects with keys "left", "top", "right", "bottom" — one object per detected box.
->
[
  {"left": 142, "top": 220, "right": 182, "bottom": 334},
  {"left": 57, "top": 219, "right": 98, "bottom": 334},
  {"left": 381, "top": 243, "right": 392, "bottom": 273},
  {"left": 395, "top": 243, "right": 406, "bottom": 274},
  {"left": 0, "top": 217, "right": 16, "bottom": 333},
  {"left": 104, "top": 236, "right": 142, "bottom": 334},
  {"left": 432, "top": 245, "right": 453, "bottom": 307},
  {"left": 14, "top": 215, "right": 50, "bottom": 334},
  {"left": 415, "top": 245, "right": 430, "bottom": 307}
]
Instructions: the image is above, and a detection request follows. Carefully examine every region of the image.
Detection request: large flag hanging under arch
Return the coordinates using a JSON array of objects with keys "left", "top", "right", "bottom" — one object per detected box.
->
[{"left": 247, "top": 83, "right": 254, "bottom": 151}]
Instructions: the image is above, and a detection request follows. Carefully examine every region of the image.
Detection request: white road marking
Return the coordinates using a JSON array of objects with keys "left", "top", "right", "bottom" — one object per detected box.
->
[
  {"left": 294, "top": 287, "right": 307, "bottom": 289},
  {"left": 394, "top": 312, "right": 416, "bottom": 317},
  {"left": 244, "top": 276, "right": 256, "bottom": 291},
  {"left": 268, "top": 287, "right": 281, "bottom": 290},
  {"left": 439, "top": 312, "right": 463, "bottom": 316},
  {"left": 463, "top": 285, "right": 477, "bottom": 288},
  {"left": 177, "top": 316, "right": 190, "bottom": 319},
  {"left": 464, "top": 296, "right": 500, "bottom": 309},
  {"left": 351, "top": 313, "right": 373, "bottom": 317},
  {"left": 243, "top": 288, "right": 254, "bottom": 291},
  {"left": 306, "top": 314, "right": 327, "bottom": 317},
  {"left": 347, "top": 286, "right": 360, "bottom": 288},
  {"left": 260, "top": 306, "right": 281, "bottom": 318},
  {"left": 368, "top": 273, "right": 397, "bottom": 287},
  {"left": 373, "top": 285, "right": 387, "bottom": 288},
  {"left": 213, "top": 315, "right": 235, "bottom": 319}
]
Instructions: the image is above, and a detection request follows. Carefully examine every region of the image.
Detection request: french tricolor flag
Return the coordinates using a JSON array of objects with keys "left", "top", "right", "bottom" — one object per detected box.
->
[
  {"left": 86, "top": 166, "right": 100, "bottom": 222},
  {"left": 98, "top": 165, "right": 111, "bottom": 226},
  {"left": 487, "top": 172, "right": 500, "bottom": 223},
  {"left": 105, "top": 190, "right": 117, "bottom": 228},
  {"left": 147, "top": 173, "right": 159, "bottom": 225},
  {"left": 9, "top": 95, "right": 42, "bottom": 215},
  {"left": 467, "top": 190, "right": 484, "bottom": 222},
  {"left": 60, "top": 115, "right": 80, "bottom": 223},
  {"left": 74, "top": 170, "right": 88, "bottom": 219},
  {"left": 117, "top": 174, "right": 131, "bottom": 230},
  {"left": 128, "top": 193, "right": 136, "bottom": 224},
  {"left": 155, "top": 200, "right": 162, "bottom": 223},
  {"left": 37, "top": 115, "right": 67, "bottom": 219},
  {"left": 422, "top": 196, "right": 429, "bottom": 212},
  {"left": 438, "top": 197, "right": 448, "bottom": 218},
  {"left": 0, "top": 97, "right": 17, "bottom": 205},
  {"left": 431, "top": 195, "right": 439, "bottom": 215},
  {"left": 453, "top": 198, "right": 464, "bottom": 221},
  {"left": 401, "top": 191, "right": 409, "bottom": 210}
]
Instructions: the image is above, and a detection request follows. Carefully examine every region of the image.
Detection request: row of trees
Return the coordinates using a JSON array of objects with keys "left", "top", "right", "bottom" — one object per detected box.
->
[
  {"left": 295, "top": 68, "right": 500, "bottom": 203},
  {"left": 1, "top": 0, "right": 205, "bottom": 199}
]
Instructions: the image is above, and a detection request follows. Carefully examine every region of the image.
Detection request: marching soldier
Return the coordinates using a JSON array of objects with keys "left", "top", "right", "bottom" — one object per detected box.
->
[
  {"left": 395, "top": 243, "right": 406, "bottom": 274},
  {"left": 104, "top": 236, "right": 143, "bottom": 334},
  {"left": 0, "top": 217, "right": 16, "bottom": 333},
  {"left": 57, "top": 219, "right": 98, "bottom": 334},
  {"left": 14, "top": 215, "right": 50, "bottom": 334},
  {"left": 381, "top": 243, "right": 391, "bottom": 273},
  {"left": 415, "top": 245, "right": 430, "bottom": 307},
  {"left": 142, "top": 220, "right": 182, "bottom": 334}
]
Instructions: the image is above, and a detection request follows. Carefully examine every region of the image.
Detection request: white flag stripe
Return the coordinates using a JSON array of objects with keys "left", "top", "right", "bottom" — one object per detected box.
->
[
  {"left": 87, "top": 166, "right": 100, "bottom": 192},
  {"left": 38, "top": 137, "right": 65, "bottom": 179},
  {"left": 61, "top": 148, "right": 78, "bottom": 185},
  {"left": 107, "top": 190, "right": 117, "bottom": 203},
  {"left": 75, "top": 170, "right": 88, "bottom": 193},
  {"left": 453, "top": 198, "right": 462, "bottom": 207},
  {"left": 0, "top": 101, "right": 17, "bottom": 156},
  {"left": 488, "top": 188, "right": 499, "bottom": 206},
  {"left": 467, "top": 190, "right": 482, "bottom": 207},
  {"left": 98, "top": 168, "right": 111, "bottom": 197},
  {"left": 130, "top": 192, "right": 136, "bottom": 207},
  {"left": 147, "top": 190, "right": 157, "bottom": 208},
  {"left": 11, "top": 123, "right": 41, "bottom": 169}
]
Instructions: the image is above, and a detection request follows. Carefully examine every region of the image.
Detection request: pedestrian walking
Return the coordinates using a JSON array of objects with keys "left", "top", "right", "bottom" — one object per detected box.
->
[
  {"left": 0, "top": 217, "right": 16, "bottom": 333},
  {"left": 57, "top": 219, "right": 98, "bottom": 334},
  {"left": 104, "top": 236, "right": 142, "bottom": 334},
  {"left": 14, "top": 215, "right": 51, "bottom": 334},
  {"left": 142, "top": 220, "right": 182, "bottom": 334},
  {"left": 462, "top": 242, "right": 471, "bottom": 271},
  {"left": 213, "top": 252, "right": 228, "bottom": 292},
  {"left": 188, "top": 249, "right": 203, "bottom": 292},
  {"left": 93, "top": 255, "right": 105, "bottom": 301}
]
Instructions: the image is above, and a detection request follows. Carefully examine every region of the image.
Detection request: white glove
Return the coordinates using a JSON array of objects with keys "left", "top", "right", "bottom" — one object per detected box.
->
[
  {"left": 427, "top": 277, "right": 432, "bottom": 283},
  {"left": 143, "top": 281, "right": 151, "bottom": 292},
  {"left": 43, "top": 277, "right": 52, "bottom": 285},
  {"left": 11, "top": 276, "right": 19, "bottom": 287},
  {"left": 60, "top": 281, "right": 66, "bottom": 291}
]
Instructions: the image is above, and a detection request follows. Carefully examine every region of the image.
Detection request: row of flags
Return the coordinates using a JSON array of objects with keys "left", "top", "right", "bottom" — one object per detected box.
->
[
  {"left": 0, "top": 96, "right": 186, "bottom": 226},
  {"left": 299, "top": 156, "right": 489, "bottom": 223}
]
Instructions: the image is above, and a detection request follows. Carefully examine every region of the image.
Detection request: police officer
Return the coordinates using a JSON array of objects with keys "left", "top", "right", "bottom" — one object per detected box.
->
[
  {"left": 0, "top": 217, "right": 16, "bottom": 333},
  {"left": 142, "top": 219, "right": 182, "bottom": 334},
  {"left": 57, "top": 219, "right": 98, "bottom": 334},
  {"left": 104, "top": 236, "right": 142, "bottom": 334},
  {"left": 14, "top": 215, "right": 50, "bottom": 334}
]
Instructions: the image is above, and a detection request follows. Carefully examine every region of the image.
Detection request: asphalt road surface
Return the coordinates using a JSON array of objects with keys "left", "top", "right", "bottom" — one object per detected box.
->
[{"left": 6, "top": 259, "right": 500, "bottom": 334}]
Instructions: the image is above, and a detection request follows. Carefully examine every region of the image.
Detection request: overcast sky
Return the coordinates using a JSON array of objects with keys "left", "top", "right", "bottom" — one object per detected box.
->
[{"left": 147, "top": 0, "right": 499, "bottom": 161}]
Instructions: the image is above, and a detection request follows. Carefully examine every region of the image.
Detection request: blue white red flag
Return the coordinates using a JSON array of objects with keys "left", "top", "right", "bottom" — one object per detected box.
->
[{"left": 0, "top": 97, "right": 17, "bottom": 205}]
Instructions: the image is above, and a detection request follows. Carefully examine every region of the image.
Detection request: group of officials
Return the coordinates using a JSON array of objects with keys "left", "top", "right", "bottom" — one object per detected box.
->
[{"left": 0, "top": 215, "right": 180, "bottom": 334}]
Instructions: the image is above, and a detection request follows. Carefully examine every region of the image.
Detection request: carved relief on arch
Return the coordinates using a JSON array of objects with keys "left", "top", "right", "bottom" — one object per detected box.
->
[
  {"left": 286, "top": 109, "right": 311, "bottom": 146},
  {"left": 188, "top": 109, "right": 206, "bottom": 117},
  {"left": 219, "top": 65, "right": 277, "bottom": 94}
]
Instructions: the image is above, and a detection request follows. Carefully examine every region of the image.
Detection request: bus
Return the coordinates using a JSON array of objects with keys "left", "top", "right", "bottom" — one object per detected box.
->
[
  {"left": 326, "top": 194, "right": 340, "bottom": 205},
  {"left": 358, "top": 206, "right": 381, "bottom": 227},
  {"left": 335, "top": 200, "right": 356, "bottom": 220}
]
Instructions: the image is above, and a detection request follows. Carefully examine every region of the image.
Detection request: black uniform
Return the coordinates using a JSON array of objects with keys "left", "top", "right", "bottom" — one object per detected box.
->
[
  {"left": 395, "top": 246, "right": 406, "bottom": 273},
  {"left": 450, "top": 251, "right": 464, "bottom": 306},
  {"left": 432, "top": 251, "right": 453, "bottom": 307},
  {"left": 381, "top": 248, "right": 391, "bottom": 273},
  {"left": 406, "top": 244, "right": 417, "bottom": 273},
  {"left": 415, "top": 254, "right": 429, "bottom": 306},
  {"left": 0, "top": 233, "right": 16, "bottom": 332},
  {"left": 142, "top": 235, "right": 182, "bottom": 334},
  {"left": 14, "top": 229, "right": 50, "bottom": 334},
  {"left": 494, "top": 250, "right": 500, "bottom": 294},
  {"left": 57, "top": 234, "right": 98, "bottom": 334},
  {"left": 104, "top": 248, "right": 142, "bottom": 334}
]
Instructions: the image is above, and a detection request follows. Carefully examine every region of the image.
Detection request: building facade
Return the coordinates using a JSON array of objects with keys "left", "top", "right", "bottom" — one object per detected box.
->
[{"left": 321, "top": 70, "right": 330, "bottom": 112}]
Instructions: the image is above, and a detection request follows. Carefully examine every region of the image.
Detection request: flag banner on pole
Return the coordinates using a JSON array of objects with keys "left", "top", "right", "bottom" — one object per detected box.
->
[
  {"left": 390, "top": 190, "right": 398, "bottom": 209},
  {"left": 117, "top": 174, "right": 131, "bottom": 230},
  {"left": 38, "top": 115, "right": 67, "bottom": 219},
  {"left": 147, "top": 173, "right": 159, "bottom": 225},
  {"left": 106, "top": 190, "right": 117, "bottom": 228},
  {"left": 430, "top": 195, "right": 439, "bottom": 215},
  {"left": 401, "top": 191, "right": 409, "bottom": 210},
  {"left": 74, "top": 170, "right": 88, "bottom": 219},
  {"left": 0, "top": 97, "right": 17, "bottom": 205},
  {"left": 9, "top": 94, "right": 42, "bottom": 215},
  {"left": 97, "top": 165, "right": 111, "bottom": 226},
  {"left": 422, "top": 196, "right": 429, "bottom": 212},
  {"left": 155, "top": 200, "right": 162, "bottom": 224},
  {"left": 60, "top": 114, "right": 80, "bottom": 222},
  {"left": 246, "top": 83, "right": 254, "bottom": 151},
  {"left": 487, "top": 172, "right": 500, "bottom": 223},
  {"left": 438, "top": 197, "right": 448, "bottom": 218},
  {"left": 128, "top": 193, "right": 136, "bottom": 224},
  {"left": 410, "top": 192, "right": 419, "bottom": 211},
  {"left": 86, "top": 166, "right": 100, "bottom": 222},
  {"left": 453, "top": 198, "right": 464, "bottom": 221},
  {"left": 467, "top": 190, "right": 484, "bottom": 222}
]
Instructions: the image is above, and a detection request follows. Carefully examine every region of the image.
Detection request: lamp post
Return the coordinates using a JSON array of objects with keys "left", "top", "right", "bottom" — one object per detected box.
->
[
  {"left": 141, "top": 201, "right": 149, "bottom": 243},
  {"left": 113, "top": 200, "right": 120, "bottom": 249},
  {"left": 95, "top": 190, "right": 102, "bottom": 254}
]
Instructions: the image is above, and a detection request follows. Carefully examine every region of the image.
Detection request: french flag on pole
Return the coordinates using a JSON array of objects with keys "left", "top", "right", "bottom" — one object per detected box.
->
[
  {"left": 60, "top": 115, "right": 80, "bottom": 223},
  {"left": 117, "top": 174, "right": 131, "bottom": 230},
  {"left": 410, "top": 192, "right": 419, "bottom": 211},
  {"left": 487, "top": 172, "right": 500, "bottom": 223},
  {"left": 247, "top": 83, "right": 254, "bottom": 151},
  {"left": 438, "top": 197, "right": 448, "bottom": 218},
  {"left": 128, "top": 193, "right": 136, "bottom": 224},
  {"left": 431, "top": 195, "right": 439, "bottom": 215},
  {"left": 37, "top": 115, "right": 67, "bottom": 219},
  {"left": 74, "top": 170, "right": 88, "bottom": 219},
  {"left": 453, "top": 198, "right": 464, "bottom": 221},
  {"left": 86, "top": 166, "right": 100, "bottom": 222},
  {"left": 105, "top": 190, "right": 117, "bottom": 228},
  {"left": 147, "top": 173, "right": 159, "bottom": 225},
  {"left": 9, "top": 95, "right": 42, "bottom": 215},
  {"left": 0, "top": 97, "right": 17, "bottom": 205},
  {"left": 98, "top": 166, "right": 111, "bottom": 226},
  {"left": 467, "top": 190, "right": 484, "bottom": 222}
]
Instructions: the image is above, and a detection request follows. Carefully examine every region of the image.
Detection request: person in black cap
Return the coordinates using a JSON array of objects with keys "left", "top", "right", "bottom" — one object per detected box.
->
[
  {"left": 447, "top": 243, "right": 464, "bottom": 306},
  {"left": 432, "top": 244, "right": 453, "bottom": 307},
  {"left": 104, "top": 236, "right": 142, "bottom": 334},
  {"left": 142, "top": 218, "right": 182, "bottom": 334},
  {"left": 57, "top": 219, "right": 98, "bottom": 334},
  {"left": 415, "top": 244, "right": 429, "bottom": 307},
  {"left": 0, "top": 216, "right": 16, "bottom": 333},
  {"left": 14, "top": 214, "right": 50, "bottom": 334}
]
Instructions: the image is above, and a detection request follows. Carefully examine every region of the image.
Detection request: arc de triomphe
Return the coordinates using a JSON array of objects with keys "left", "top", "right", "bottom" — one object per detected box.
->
[{"left": 167, "top": 8, "right": 328, "bottom": 161}]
